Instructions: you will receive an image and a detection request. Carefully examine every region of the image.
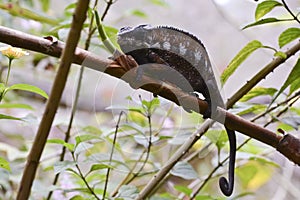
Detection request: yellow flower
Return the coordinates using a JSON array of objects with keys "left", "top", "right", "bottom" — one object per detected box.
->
[{"left": 0, "top": 45, "right": 29, "bottom": 60}]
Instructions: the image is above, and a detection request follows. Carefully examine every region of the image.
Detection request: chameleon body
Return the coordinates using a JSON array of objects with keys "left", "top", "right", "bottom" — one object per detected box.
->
[{"left": 117, "top": 25, "right": 236, "bottom": 196}]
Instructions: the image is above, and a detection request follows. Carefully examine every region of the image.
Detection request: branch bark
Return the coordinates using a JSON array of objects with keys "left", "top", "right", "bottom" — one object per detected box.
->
[
  {"left": 0, "top": 24, "right": 300, "bottom": 197},
  {"left": 14, "top": 0, "right": 90, "bottom": 199}
]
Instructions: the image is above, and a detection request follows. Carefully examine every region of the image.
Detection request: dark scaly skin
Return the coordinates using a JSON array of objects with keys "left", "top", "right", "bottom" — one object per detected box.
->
[{"left": 117, "top": 25, "right": 236, "bottom": 196}]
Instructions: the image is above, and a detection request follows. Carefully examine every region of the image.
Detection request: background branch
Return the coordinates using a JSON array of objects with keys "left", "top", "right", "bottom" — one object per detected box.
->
[{"left": 14, "top": 1, "right": 90, "bottom": 199}]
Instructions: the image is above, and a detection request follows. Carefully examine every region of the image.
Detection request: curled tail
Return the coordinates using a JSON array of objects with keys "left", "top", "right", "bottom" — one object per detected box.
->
[{"left": 219, "top": 128, "right": 236, "bottom": 196}]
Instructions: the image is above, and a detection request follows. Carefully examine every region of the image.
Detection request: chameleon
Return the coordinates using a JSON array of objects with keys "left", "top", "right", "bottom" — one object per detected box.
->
[{"left": 117, "top": 24, "right": 236, "bottom": 196}]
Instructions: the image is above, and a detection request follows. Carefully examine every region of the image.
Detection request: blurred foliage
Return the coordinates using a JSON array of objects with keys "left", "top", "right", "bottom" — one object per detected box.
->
[{"left": 0, "top": 0, "right": 299, "bottom": 199}]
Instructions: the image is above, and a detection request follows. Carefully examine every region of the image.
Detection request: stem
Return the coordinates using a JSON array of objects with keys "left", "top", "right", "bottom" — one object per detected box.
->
[
  {"left": 120, "top": 111, "right": 153, "bottom": 184},
  {"left": 102, "top": 111, "right": 124, "bottom": 199},
  {"left": 111, "top": 101, "right": 156, "bottom": 197},
  {"left": 252, "top": 90, "right": 300, "bottom": 122},
  {"left": 94, "top": 10, "right": 116, "bottom": 54},
  {"left": 265, "top": 94, "right": 300, "bottom": 127},
  {"left": 281, "top": 0, "right": 300, "bottom": 24},
  {"left": 5, "top": 58, "right": 12, "bottom": 86},
  {"left": 72, "top": 153, "right": 101, "bottom": 200},
  {"left": 101, "top": 0, "right": 115, "bottom": 21},
  {"left": 111, "top": 147, "right": 147, "bottom": 197}
]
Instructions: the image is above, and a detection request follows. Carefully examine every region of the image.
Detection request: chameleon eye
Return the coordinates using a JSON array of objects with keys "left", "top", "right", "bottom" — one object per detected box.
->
[
  {"left": 119, "top": 26, "right": 133, "bottom": 33},
  {"left": 136, "top": 24, "right": 151, "bottom": 29}
]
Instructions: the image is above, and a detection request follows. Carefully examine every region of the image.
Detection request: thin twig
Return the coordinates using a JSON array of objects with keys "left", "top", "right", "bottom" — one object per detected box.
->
[
  {"left": 72, "top": 153, "right": 101, "bottom": 200},
  {"left": 281, "top": 0, "right": 300, "bottom": 24},
  {"left": 252, "top": 90, "right": 300, "bottom": 121},
  {"left": 103, "top": 111, "right": 124, "bottom": 199},
  {"left": 265, "top": 93, "right": 300, "bottom": 127},
  {"left": 101, "top": 0, "right": 116, "bottom": 21}
]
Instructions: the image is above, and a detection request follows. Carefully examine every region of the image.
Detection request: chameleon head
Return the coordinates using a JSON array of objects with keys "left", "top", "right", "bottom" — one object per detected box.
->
[{"left": 118, "top": 24, "right": 153, "bottom": 52}]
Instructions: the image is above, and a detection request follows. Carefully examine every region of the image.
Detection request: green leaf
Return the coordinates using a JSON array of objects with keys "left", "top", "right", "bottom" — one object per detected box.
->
[
  {"left": 239, "top": 140, "right": 266, "bottom": 155},
  {"left": 142, "top": 97, "right": 160, "bottom": 114},
  {"left": 7, "top": 84, "right": 48, "bottom": 99},
  {"left": 195, "top": 195, "right": 214, "bottom": 200},
  {"left": 0, "top": 3, "right": 58, "bottom": 25},
  {"left": 279, "top": 27, "right": 300, "bottom": 48},
  {"left": 148, "top": 0, "right": 169, "bottom": 7},
  {"left": 280, "top": 116, "right": 300, "bottom": 130},
  {"left": 274, "top": 51, "right": 287, "bottom": 59},
  {"left": 235, "top": 104, "right": 266, "bottom": 116},
  {"left": 117, "top": 185, "right": 139, "bottom": 199},
  {"left": 127, "top": 111, "right": 147, "bottom": 127},
  {"left": 170, "top": 161, "right": 198, "bottom": 180},
  {"left": 232, "top": 192, "right": 255, "bottom": 199},
  {"left": 39, "top": 0, "right": 50, "bottom": 12},
  {"left": 249, "top": 156, "right": 279, "bottom": 168},
  {"left": 122, "top": 122, "right": 145, "bottom": 134},
  {"left": 81, "top": 126, "right": 102, "bottom": 135},
  {"left": 270, "top": 58, "right": 300, "bottom": 106},
  {"left": 239, "top": 87, "right": 277, "bottom": 102},
  {"left": 129, "top": 9, "right": 148, "bottom": 18},
  {"left": 205, "top": 129, "right": 228, "bottom": 149},
  {"left": 243, "top": 18, "right": 282, "bottom": 30},
  {"left": 174, "top": 185, "right": 192, "bottom": 196},
  {"left": 70, "top": 195, "right": 85, "bottom": 200},
  {"left": 0, "top": 103, "right": 33, "bottom": 110},
  {"left": 134, "top": 135, "right": 159, "bottom": 148},
  {"left": 289, "top": 78, "right": 300, "bottom": 95},
  {"left": 89, "top": 163, "right": 113, "bottom": 173},
  {"left": 53, "top": 160, "right": 76, "bottom": 174},
  {"left": 221, "top": 40, "right": 263, "bottom": 85},
  {"left": 255, "top": 1, "right": 282, "bottom": 21},
  {"left": 74, "top": 142, "right": 93, "bottom": 155},
  {"left": 0, "top": 83, "right": 5, "bottom": 93},
  {"left": 0, "top": 156, "right": 11, "bottom": 171},
  {"left": 236, "top": 158, "right": 276, "bottom": 190},
  {"left": 0, "top": 114, "right": 22, "bottom": 121},
  {"left": 75, "top": 134, "right": 100, "bottom": 145},
  {"left": 47, "top": 138, "right": 74, "bottom": 151},
  {"left": 64, "top": 2, "right": 77, "bottom": 12}
]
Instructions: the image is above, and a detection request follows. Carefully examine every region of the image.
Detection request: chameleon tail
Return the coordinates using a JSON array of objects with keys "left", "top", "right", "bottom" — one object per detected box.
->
[{"left": 219, "top": 128, "right": 236, "bottom": 196}]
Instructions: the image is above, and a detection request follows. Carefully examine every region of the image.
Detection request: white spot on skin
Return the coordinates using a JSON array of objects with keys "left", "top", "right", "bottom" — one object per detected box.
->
[
  {"left": 163, "top": 42, "right": 171, "bottom": 50},
  {"left": 179, "top": 43, "right": 187, "bottom": 55},
  {"left": 151, "top": 42, "right": 161, "bottom": 48},
  {"left": 195, "top": 50, "right": 202, "bottom": 60},
  {"left": 147, "top": 35, "right": 153, "bottom": 42}
]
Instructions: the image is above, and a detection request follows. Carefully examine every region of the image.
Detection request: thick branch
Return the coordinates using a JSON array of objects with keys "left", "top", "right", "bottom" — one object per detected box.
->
[{"left": 14, "top": 1, "right": 90, "bottom": 199}]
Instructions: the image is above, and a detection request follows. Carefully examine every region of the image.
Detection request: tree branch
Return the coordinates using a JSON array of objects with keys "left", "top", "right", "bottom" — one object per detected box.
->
[{"left": 14, "top": 0, "right": 90, "bottom": 199}]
